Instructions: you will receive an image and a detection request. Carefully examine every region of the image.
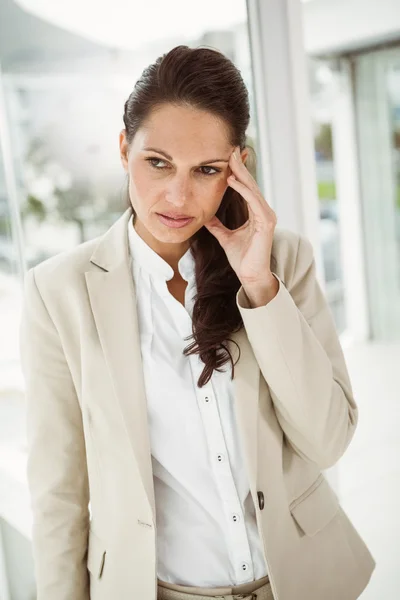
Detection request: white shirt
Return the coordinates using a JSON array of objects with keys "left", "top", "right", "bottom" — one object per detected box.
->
[{"left": 127, "top": 215, "right": 268, "bottom": 587}]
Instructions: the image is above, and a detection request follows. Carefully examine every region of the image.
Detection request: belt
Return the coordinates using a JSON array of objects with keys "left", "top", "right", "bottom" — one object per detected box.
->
[{"left": 157, "top": 580, "right": 274, "bottom": 600}]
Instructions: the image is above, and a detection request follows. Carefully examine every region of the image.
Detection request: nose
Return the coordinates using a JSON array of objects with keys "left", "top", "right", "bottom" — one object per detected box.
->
[{"left": 165, "top": 174, "right": 192, "bottom": 207}]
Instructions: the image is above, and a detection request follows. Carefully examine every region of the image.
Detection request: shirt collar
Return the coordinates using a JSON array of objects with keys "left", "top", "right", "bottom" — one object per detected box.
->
[{"left": 127, "top": 213, "right": 195, "bottom": 282}]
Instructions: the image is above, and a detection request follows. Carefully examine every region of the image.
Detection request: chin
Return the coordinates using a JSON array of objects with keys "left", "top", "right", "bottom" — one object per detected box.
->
[{"left": 155, "top": 230, "right": 192, "bottom": 243}]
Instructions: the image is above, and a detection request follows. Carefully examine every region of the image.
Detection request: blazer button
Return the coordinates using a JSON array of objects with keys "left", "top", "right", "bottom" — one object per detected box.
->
[{"left": 257, "top": 491, "right": 265, "bottom": 510}]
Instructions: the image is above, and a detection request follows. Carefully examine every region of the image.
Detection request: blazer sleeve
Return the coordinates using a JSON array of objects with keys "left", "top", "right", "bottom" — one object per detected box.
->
[
  {"left": 236, "top": 234, "right": 358, "bottom": 470},
  {"left": 19, "top": 267, "right": 90, "bottom": 600}
]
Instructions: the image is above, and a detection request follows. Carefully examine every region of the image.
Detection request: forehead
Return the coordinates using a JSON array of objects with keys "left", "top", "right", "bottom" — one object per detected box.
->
[{"left": 133, "top": 104, "right": 232, "bottom": 159}]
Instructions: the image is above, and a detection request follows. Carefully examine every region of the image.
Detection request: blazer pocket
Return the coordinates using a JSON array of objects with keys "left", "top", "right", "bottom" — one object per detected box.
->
[
  {"left": 87, "top": 528, "right": 106, "bottom": 579},
  {"left": 289, "top": 474, "right": 340, "bottom": 537}
]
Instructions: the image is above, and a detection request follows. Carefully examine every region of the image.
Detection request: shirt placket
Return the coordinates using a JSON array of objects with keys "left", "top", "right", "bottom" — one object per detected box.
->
[{"left": 192, "top": 357, "right": 255, "bottom": 584}]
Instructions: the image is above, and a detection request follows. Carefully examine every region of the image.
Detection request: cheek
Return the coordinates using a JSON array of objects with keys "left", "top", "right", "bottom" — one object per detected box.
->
[
  {"left": 129, "top": 162, "right": 147, "bottom": 194},
  {"left": 215, "top": 176, "right": 228, "bottom": 195},
  {"left": 201, "top": 177, "right": 228, "bottom": 211},
  {"left": 129, "top": 163, "right": 160, "bottom": 207}
]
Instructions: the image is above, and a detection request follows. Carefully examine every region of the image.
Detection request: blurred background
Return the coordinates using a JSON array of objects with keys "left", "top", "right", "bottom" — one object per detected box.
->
[{"left": 0, "top": 0, "right": 399, "bottom": 598}]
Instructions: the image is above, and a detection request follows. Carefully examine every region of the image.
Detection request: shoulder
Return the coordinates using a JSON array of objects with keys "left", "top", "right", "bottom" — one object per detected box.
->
[
  {"left": 270, "top": 228, "right": 327, "bottom": 321},
  {"left": 33, "top": 236, "right": 100, "bottom": 278},
  {"left": 271, "top": 227, "right": 315, "bottom": 287},
  {"left": 26, "top": 236, "right": 102, "bottom": 302}
]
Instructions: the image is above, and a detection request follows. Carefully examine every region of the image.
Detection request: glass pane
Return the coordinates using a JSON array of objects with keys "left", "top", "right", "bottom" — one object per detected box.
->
[
  {"left": 0, "top": 113, "right": 27, "bottom": 526},
  {"left": 387, "top": 62, "right": 400, "bottom": 286},
  {"left": 355, "top": 48, "right": 400, "bottom": 339},
  {"left": 2, "top": 0, "right": 255, "bottom": 267},
  {"left": 0, "top": 143, "right": 22, "bottom": 368},
  {"left": 308, "top": 59, "right": 345, "bottom": 333}
]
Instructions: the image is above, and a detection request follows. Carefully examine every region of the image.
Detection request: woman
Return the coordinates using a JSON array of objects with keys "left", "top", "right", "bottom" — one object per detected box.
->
[{"left": 20, "top": 46, "right": 375, "bottom": 600}]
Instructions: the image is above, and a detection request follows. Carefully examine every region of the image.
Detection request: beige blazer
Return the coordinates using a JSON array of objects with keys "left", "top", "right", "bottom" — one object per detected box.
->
[{"left": 19, "top": 206, "right": 375, "bottom": 600}]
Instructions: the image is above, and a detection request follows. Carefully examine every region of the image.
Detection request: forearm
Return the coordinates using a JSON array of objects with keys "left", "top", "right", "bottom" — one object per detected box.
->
[{"left": 237, "top": 277, "right": 358, "bottom": 469}]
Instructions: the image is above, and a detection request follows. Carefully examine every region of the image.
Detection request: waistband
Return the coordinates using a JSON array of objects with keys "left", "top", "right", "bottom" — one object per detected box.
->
[{"left": 157, "top": 575, "right": 272, "bottom": 600}]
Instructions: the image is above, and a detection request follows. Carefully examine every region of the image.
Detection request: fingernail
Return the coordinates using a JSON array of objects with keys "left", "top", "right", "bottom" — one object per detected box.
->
[{"left": 233, "top": 149, "right": 239, "bottom": 160}]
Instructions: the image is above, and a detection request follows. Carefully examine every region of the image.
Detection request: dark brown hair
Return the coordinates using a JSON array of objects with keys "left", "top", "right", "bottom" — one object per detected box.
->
[{"left": 123, "top": 45, "right": 255, "bottom": 387}]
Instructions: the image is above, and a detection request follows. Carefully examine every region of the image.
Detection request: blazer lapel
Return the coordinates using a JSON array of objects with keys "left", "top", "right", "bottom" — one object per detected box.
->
[{"left": 85, "top": 207, "right": 156, "bottom": 523}]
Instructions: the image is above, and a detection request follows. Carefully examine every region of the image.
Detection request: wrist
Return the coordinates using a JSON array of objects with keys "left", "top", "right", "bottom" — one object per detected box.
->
[{"left": 242, "top": 274, "right": 279, "bottom": 308}]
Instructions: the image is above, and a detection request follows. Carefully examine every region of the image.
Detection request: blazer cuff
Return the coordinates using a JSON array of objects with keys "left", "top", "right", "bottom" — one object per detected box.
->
[{"left": 236, "top": 273, "right": 283, "bottom": 311}]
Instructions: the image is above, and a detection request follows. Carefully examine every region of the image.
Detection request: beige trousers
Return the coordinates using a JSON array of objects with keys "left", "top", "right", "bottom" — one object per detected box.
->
[{"left": 157, "top": 575, "right": 273, "bottom": 600}]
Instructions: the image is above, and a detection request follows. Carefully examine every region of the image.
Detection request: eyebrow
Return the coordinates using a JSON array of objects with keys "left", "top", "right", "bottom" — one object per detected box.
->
[{"left": 143, "top": 147, "right": 230, "bottom": 165}]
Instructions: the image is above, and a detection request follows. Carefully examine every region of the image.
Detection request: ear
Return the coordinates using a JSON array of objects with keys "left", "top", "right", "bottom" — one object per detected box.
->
[
  {"left": 241, "top": 147, "right": 249, "bottom": 165},
  {"left": 119, "top": 129, "right": 129, "bottom": 172}
]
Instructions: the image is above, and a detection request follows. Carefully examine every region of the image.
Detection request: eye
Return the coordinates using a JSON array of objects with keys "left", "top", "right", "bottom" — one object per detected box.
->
[
  {"left": 145, "top": 157, "right": 220, "bottom": 176},
  {"left": 199, "top": 166, "right": 220, "bottom": 176},
  {"left": 146, "top": 157, "right": 168, "bottom": 169}
]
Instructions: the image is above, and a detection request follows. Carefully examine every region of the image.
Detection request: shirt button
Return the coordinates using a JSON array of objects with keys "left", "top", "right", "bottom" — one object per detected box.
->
[
  {"left": 232, "top": 513, "right": 240, "bottom": 523},
  {"left": 241, "top": 563, "right": 249, "bottom": 571},
  {"left": 257, "top": 491, "right": 265, "bottom": 510},
  {"left": 217, "top": 454, "right": 225, "bottom": 462},
  {"left": 204, "top": 396, "right": 211, "bottom": 403}
]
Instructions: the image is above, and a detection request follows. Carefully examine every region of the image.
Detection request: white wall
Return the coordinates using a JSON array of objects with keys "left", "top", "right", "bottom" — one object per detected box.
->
[{"left": 303, "top": 0, "right": 400, "bottom": 55}]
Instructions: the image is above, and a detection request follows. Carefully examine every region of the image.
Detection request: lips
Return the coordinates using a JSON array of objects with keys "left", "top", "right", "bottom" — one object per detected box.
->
[
  {"left": 158, "top": 213, "right": 191, "bottom": 219},
  {"left": 156, "top": 213, "right": 194, "bottom": 229}
]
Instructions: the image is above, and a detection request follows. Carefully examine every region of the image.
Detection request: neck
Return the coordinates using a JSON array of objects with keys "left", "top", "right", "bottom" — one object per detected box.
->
[{"left": 133, "top": 216, "right": 190, "bottom": 276}]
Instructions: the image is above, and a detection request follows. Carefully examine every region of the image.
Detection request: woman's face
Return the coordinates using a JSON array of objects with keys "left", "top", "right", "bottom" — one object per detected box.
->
[{"left": 119, "top": 103, "right": 245, "bottom": 247}]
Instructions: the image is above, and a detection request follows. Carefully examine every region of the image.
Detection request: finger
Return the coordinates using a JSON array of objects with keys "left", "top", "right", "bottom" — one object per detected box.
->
[
  {"left": 227, "top": 175, "right": 268, "bottom": 221},
  {"left": 229, "top": 149, "right": 261, "bottom": 197},
  {"left": 229, "top": 150, "right": 275, "bottom": 216},
  {"left": 203, "top": 215, "right": 231, "bottom": 245}
]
